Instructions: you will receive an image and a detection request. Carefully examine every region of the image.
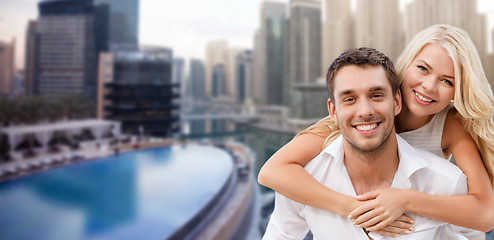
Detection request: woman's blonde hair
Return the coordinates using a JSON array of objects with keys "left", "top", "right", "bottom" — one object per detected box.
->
[{"left": 300, "top": 24, "right": 494, "bottom": 186}]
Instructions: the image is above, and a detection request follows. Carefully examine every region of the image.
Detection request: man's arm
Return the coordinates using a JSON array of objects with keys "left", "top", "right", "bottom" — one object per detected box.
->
[{"left": 263, "top": 193, "right": 310, "bottom": 240}]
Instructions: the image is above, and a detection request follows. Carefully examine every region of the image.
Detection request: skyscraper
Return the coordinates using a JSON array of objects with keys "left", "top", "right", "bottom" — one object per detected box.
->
[
  {"left": 189, "top": 59, "right": 206, "bottom": 101},
  {"left": 24, "top": 20, "right": 37, "bottom": 96},
  {"left": 0, "top": 39, "right": 16, "bottom": 96},
  {"left": 258, "top": 1, "right": 288, "bottom": 106},
  {"left": 211, "top": 64, "right": 226, "bottom": 98},
  {"left": 33, "top": 0, "right": 108, "bottom": 103},
  {"left": 404, "top": 0, "right": 486, "bottom": 61},
  {"left": 94, "top": 0, "right": 139, "bottom": 50},
  {"left": 288, "top": 0, "right": 321, "bottom": 85},
  {"left": 322, "top": 0, "right": 353, "bottom": 76},
  {"left": 205, "top": 40, "right": 228, "bottom": 98},
  {"left": 172, "top": 57, "right": 185, "bottom": 98},
  {"left": 288, "top": 0, "right": 322, "bottom": 116},
  {"left": 236, "top": 50, "right": 253, "bottom": 103},
  {"left": 354, "top": 0, "right": 402, "bottom": 61}
]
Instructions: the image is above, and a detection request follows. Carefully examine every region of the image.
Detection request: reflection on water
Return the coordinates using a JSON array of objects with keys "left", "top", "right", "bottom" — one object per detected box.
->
[{"left": 183, "top": 119, "right": 295, "bottom": 192}]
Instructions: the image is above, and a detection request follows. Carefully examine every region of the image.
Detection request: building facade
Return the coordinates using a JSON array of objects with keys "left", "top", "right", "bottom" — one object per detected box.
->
[
  {"left": 94, "top": 0, "right": 139, "bottom": 50},
  {"left": 188, "top": 59, "right": 206, "bottom": 101},
  {"left": 288, "top": 0, "right": 322, "bottom": 117},
  {"left": 235, "top": 50, "right": 254, "bottom": 103},
  {"left": 98, "top": 47, "right": 180, "bottom": 138},
  {"left": 0, "top": 39, "right": 16, "bottom": 96},
  {"left": 258, "top": 1, "right": 288, "bottom": 106},
  {"left": 322, "top": 0, "right": 353, "bottom": 76},
  {"left": 26, "top": 0, "right": 110, "bottom": 109}
]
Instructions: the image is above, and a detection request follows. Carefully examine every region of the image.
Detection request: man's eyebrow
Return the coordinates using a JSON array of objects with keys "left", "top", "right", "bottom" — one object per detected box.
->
[
  {"left": 418, "top": 60, "right": 454, "bottom": 79},
  {"left": 370, "top": 86, "right": 387, "bottom": 92}
]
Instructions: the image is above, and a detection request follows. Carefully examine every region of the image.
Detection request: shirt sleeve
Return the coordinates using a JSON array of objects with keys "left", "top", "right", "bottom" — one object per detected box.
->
[
  {"left": 449, "top": 172, "right": 468, "bottom": 196},
  {"left": 262, "top": 193, "right": 309, "bottom": 240}
]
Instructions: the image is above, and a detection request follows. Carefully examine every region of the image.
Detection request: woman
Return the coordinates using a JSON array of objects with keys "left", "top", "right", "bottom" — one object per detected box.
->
[{"left": 258, "top": 24, "right": 494, "bottom": 237}]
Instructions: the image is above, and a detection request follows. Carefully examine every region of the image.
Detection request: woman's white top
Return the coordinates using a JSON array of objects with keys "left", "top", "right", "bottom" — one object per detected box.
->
[{"left": 399, "top": 104, "right": 454, "bottom": 159}]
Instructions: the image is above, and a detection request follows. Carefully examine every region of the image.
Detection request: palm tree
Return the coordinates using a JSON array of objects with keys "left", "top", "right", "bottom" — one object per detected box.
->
[{"left": 0, "top": 97, "right": 16, "bottom": 127}]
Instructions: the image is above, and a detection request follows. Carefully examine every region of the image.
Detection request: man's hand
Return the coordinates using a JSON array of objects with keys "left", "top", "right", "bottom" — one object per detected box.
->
[{"left": 348, "top": 188, "right": 415, "bottom": 235}]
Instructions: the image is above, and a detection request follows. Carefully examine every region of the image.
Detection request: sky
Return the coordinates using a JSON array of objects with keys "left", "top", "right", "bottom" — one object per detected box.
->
[{"left": 0, "top": 0, "right": 493, "bottom": 70}]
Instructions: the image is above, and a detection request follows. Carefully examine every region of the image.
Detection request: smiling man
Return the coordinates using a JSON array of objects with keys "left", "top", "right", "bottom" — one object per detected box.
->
[{"left": 262, "top": 47, "right": 474, "bottom": 239}]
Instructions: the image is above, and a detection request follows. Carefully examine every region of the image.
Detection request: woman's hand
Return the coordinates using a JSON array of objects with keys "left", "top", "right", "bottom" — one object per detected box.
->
[
  {"left": 368, "top": 215, "right": 415, "bottom": 237},
  {"left": 348, "top": 188, "right": 412, "bottom": 231}
]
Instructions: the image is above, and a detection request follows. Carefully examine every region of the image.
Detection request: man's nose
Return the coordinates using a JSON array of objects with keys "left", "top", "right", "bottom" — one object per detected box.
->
[{"left": 356, "top": 99, "right": 375, "bottom": 117}]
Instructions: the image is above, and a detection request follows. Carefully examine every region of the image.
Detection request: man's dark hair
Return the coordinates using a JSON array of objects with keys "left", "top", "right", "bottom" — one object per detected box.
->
[{"left": 326, "top": 47, "right": 399, "bottom": 101}]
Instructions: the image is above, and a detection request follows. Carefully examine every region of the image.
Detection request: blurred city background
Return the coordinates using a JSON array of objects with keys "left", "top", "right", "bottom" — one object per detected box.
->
[{"left": 0, "top": 0, "right": 493, "bottom": 239}]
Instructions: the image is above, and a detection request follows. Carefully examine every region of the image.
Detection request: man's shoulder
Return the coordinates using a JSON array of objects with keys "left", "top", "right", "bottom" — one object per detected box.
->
[
  {"left": 414, "top": 147, "right": 463, "bottom": 180},
  {"left": 397, "top": 135, "right": 464, "bottom": 185}
]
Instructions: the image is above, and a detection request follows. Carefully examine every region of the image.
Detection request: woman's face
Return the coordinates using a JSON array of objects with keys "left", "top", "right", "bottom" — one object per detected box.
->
[{"left": 401, "top": 43, "right": 455, "bottom": 117}]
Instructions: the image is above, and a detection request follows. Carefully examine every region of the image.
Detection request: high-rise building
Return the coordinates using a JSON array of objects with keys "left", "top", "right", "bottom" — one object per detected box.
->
[
  {"left": 24, "top": 20, "right": 37, "bottom": 96},
  {"left": 35, "top": 0, "right": 99, "bottom": 102},
  {"left": 354, "top": 0, "right": 402, "bottom": 61},
  {"left": 252, "top": 30, "right": 265, "bottom": 104},
  {"left": 257, "top": 1, "right": 288, "bottom": 106},
  {"left": 288, "top": 0, "right": 322, "bottom": 116},
  {"left": 226, "top": 48, "right": 243, "bottom": 99},
  {"left": 0, "top": 38, "right": 16, "bottom": 96},
  {"left": 404, "top": 0, "right": 486, "bottom": 62},
  {"left": 211, "top": 64, "right": 226, "bottom": 98},
  {"left": 94, "top": 0, "right": 139, "bottom": 50},
  {"left": 172, "top": 57, "right": 185, "bottom": 98},
  {"left": 205, "top": 40, "right": 228, "bottom": 98},
  {"left": 322, "top": 0, "right": 353, "bottom": 76},
  {"left": 188, "top": 59, "right": 206, "bottom": 100},
  {"left": 236, "top": 50, "right": 254, "bottom": 103},
  {"left": 288, "top": 0, "right": 321, "bottom": 85},
  {"left": 98, "top": 46, "right": 180, "bottom": 137}
]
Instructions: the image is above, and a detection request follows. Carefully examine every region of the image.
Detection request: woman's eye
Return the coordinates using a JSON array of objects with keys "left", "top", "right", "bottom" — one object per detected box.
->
[
  {"left": 417, "top": 65, "right": 427, "bottom": 72},
  {"left": 442, "top": 79, "right": 454, "bottom": 87}
]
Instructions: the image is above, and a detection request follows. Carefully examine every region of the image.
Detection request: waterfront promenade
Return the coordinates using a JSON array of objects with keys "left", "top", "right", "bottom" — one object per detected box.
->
[{"left": 0, "top": 137, "right": 261, "bottom": 240}]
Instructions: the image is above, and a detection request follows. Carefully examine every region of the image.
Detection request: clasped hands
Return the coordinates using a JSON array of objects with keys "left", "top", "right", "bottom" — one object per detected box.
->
[{"left": 348, "top": 188, "right": 415, "bottom": 237}]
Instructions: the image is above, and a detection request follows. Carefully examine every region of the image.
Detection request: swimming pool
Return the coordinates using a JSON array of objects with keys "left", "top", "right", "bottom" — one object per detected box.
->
[{"left": 0, "top": 145, "right": 234, "bottom": 240}]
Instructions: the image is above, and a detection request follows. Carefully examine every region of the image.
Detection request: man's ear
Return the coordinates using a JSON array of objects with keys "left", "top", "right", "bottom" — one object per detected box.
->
[
  {"left": 327, "top": 98, "right": 337, "bottom": 122},
  {"left": 394, "top": 89, "right": 402, "bottom": 116}
]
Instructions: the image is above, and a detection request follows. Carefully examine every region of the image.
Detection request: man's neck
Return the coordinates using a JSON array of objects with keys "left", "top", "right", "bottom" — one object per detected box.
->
[{"left": 343, "top": 134, "right": 400, "bottom": 196}]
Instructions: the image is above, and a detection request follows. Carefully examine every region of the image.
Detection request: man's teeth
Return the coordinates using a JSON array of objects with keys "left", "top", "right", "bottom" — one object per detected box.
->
[
  {"left": 414, "top": 91, "right": 433, "bottom": 102},
  {"left": 356, "top": 123, "right": 377, "bottom": 131}
]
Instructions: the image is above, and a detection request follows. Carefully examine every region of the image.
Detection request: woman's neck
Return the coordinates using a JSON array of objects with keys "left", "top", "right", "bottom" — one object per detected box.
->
[{"left": 395, "top": 104, "right": 434, "bottom": 133}]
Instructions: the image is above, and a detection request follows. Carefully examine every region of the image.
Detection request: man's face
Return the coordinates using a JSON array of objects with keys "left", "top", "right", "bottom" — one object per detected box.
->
[{"left": 328, "top": 65, "right": 401, "bottom": 153}]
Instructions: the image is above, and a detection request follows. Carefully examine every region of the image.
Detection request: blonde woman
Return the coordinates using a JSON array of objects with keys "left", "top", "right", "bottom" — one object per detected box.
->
[{"left": 258, "top": 24, "right": 494, "bottom": 237}]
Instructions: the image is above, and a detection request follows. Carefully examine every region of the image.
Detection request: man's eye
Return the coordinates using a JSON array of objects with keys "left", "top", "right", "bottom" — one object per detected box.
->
[
  {"left": 372, "top": 94, "right": 383, "bottom": 98},
  {"left": 343, "top": 98, "right": 355, "bottom": 103}
]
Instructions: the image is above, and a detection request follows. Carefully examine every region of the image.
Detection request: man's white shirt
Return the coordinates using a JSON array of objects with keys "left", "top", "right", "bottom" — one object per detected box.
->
[{"left": 263, "top": 135, "right": 483, "bottom": 240}]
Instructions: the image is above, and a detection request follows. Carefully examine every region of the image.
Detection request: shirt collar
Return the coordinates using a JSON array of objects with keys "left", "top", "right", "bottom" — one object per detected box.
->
[{"left": 321, "top": 134, "right": 430, "bottom": 188}]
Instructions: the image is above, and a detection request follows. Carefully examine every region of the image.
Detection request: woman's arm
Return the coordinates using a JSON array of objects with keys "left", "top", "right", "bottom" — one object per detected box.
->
[
  {"left": 408, "top": 111, "right": 494, "bottom": 231},
  {"left": 258, "top": 132, "right": 361, "bottom": 216},
  {"left": 351, "top": 111, "right": 494, "bottom": 232}
]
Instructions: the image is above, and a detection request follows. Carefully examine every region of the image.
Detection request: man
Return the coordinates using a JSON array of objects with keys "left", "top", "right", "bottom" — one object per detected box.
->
[{"left": 263, "top": 47, "right": 478, "bottom": 239}]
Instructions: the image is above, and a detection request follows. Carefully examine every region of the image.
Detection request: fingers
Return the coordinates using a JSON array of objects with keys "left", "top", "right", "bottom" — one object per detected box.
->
[
  {"left": 352, "top": 208, "right": 387, "bottom": 228},
  {"left": 396, "top": 214, "right": 415, "bottom": 224},
  {"left": 371, "top": 225, "right": 413, "bottom": 237},
  {"left": 356, "top": 190, "right": 380, "bottom": 201},
  {"left": 363, "top": 217, "right": 393, "bottom": 231},
  {"left": 364, "top": 215, "right": 415, "bottom": 236},
  {"left": 348, "top": 202, "right": 376, "bottom": 219}
]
